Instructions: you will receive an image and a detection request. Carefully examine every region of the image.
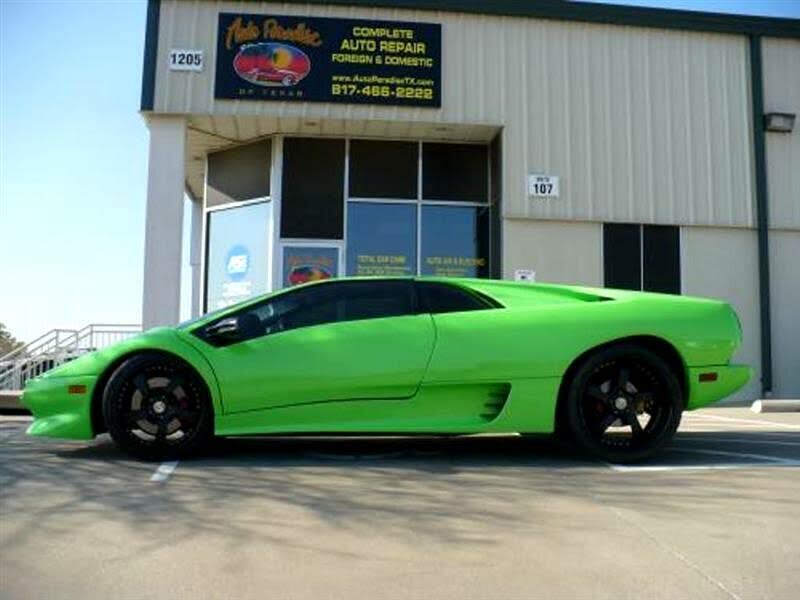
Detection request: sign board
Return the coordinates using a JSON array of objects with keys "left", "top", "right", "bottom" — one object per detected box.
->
[
  {"left": 283, "top": 246, "right": 339, "bottom": 287},
  {"left": 528, "top": 174, "right": 560, "bottom": 197},
  {"left": 215, "top": 13, "right": 441, "bottom": 106},
  {"left": 206, "top": 202, "right": 273, "bottom": 311},
  {"left": 514, "top": 269, "right": 536, "bottom": 282},
  {"left": 169, "top": 49, "right": 204, "bottom": 71}
]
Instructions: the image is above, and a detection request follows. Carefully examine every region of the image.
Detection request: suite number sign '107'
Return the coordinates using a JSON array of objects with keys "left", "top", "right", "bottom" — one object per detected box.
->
[
  {"left": 215, "top": 13, "right": 441, "bottom": 107},
  {"left": 528, "top": 174, "right": 560, "bottom": 198}
]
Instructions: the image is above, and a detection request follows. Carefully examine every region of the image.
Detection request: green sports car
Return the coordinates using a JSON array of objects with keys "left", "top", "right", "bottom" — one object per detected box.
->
[{"left": 22, "top": 277, "right": 751, "bottom": 462}]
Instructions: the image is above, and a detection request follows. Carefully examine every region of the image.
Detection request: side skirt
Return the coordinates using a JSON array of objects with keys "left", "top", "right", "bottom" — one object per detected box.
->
[{"left": 214, "top": 378, "right": 560, "bottom": 437}]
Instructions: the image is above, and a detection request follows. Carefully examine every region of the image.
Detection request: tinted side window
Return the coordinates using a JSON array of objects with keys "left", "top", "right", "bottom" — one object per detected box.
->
[
  {"left": 418, "top": 282, "right": 491, "bottom": 314},
  {"left": 204, "top": 281, "right": 416, "bottom": 344}
]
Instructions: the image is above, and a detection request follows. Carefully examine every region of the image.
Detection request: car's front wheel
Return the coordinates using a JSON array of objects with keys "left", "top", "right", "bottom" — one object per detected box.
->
[
  {"left": 102, "top": 353, "right": 213, "bottom": 460},
  {"left": 564, "top": 344, "right": 683, "bottom": 463}
]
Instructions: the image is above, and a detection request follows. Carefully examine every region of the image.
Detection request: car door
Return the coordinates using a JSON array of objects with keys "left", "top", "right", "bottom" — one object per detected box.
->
[
  {"left": 197, "top": 279, "right": 435, "bottom": 414},
  {"left": 416, "top": 281, "right": 503, "bottom": 383}
]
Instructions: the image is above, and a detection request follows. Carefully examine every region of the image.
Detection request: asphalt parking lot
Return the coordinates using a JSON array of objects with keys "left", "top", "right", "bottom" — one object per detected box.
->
[{"left": 1, "top": 407, "right": 799, "bottom": 600}]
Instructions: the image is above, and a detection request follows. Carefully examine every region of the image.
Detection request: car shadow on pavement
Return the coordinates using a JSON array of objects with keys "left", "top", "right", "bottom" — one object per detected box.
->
[{"left": 2, "top": 426, "right": 798, "bottom": 557}]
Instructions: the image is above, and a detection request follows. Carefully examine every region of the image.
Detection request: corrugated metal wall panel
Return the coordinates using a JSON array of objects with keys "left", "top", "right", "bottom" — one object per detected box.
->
[
  {"left": 155, "top": 0, "right": 756, "bottom": 228},
  {"left": 763, "top": 38, "right": 800, "bottom": 231}
]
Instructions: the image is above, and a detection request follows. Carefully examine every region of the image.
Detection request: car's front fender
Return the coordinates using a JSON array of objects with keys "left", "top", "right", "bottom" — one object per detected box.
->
[{"left": 22, "top": 328, "right": 223, "bottom": 439}]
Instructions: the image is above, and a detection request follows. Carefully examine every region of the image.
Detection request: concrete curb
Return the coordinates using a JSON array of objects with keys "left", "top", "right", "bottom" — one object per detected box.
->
[
  {"left": 751, "top": 399, "right": 800, "bottom": 413},
  {"left": 0, "top": 391, "right": 24, "bottom": 411}
]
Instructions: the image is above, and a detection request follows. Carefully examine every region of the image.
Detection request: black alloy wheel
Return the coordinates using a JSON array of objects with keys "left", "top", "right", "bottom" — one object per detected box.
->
[
  {"left": 102, "top": 353, "right": 212, "bottom": 460},
  {"left": 564, "top": 344, "right": 683, "bottom": 463}
]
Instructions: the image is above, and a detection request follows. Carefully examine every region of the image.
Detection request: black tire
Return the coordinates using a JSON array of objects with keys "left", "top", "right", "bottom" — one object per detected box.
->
[
  {"left": 564, "top": 344, "right": 683, "bottom": 463},
  {"left": 102, "top": 353, "right": 213, "bottom": 460}
]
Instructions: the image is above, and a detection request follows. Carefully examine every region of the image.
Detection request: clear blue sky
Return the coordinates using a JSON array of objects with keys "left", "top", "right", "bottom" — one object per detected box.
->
[{"left": 0, "top": 0, "right": 797, "bottom": 343}]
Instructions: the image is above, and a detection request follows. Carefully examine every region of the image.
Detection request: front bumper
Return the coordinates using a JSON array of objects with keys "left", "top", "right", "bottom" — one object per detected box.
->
[
  {"left": 686, "top": 364, "right": 753, "bottom": 410},
  {"left": 21, "top": 375, "right": 98, "bottom": 440}
]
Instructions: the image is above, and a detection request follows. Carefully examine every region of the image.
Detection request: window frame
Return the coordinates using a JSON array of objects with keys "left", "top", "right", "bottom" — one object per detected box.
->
[
  {"left": 602, "top": 222, "right": 682, "bottom": 294},
  {"left": 345, "top": 139, "right": 492, "bottom": 278}
]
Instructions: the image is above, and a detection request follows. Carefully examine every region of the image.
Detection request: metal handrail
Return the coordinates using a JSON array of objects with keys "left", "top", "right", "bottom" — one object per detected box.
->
[
  {"left": 0, "top": 324, "right": 142, "bottom": 391},
  {"left": 0, "top": 329, "right": 79, "bottom": 362}
]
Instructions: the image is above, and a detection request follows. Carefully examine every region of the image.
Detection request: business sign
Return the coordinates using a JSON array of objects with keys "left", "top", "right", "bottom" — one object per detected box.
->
[
  {"left": 283, "top": 246, "right": 340, "bottom": 287},
  {"left": 206, "top": 202, "right": 273, "bottom": 311},
  {"left": 215, "top": 13, "right": 441, "bottom": 107},
  {"left": 528, "top": 174, "right": 560, "bottom": 197},
  {"left": 514, "top": 269, "right": 536, "bottom": 282}
]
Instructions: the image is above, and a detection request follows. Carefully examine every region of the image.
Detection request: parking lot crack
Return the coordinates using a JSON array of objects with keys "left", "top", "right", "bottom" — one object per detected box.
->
[{"left": 601, "top": 502, "right": 742, "bottom": 600}]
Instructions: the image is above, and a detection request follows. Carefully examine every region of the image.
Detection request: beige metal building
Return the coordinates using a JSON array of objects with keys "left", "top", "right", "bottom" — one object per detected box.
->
[{"left": 139, "top": 0, "right": 800, "bottom": 401}]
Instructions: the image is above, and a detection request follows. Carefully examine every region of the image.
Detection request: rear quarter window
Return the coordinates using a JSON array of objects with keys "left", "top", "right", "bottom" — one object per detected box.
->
[{"left": 418, "top": 282, "right": 496, "bottom": 314}]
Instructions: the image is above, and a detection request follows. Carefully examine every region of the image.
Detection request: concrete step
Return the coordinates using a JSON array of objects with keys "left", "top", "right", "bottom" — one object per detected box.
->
[
  {"left": 0, "top": 390, "right": 24, "bottom": 411},
  {"left": 751, "top": 399, "right": 800, "bottom": 413}
]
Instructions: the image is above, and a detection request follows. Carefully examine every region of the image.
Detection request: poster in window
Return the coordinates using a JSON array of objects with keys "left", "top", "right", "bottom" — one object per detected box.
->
[
  {"left": 206, "top": 202, "right": 273, "bottom": 310},
  {"left": 283, "top": 246, "right": 340, "bottom": 287}
]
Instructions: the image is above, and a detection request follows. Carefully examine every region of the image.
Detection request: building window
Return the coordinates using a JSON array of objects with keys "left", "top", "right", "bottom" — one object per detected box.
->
[
  {"left": 344, "top": 140, "right": 491, "bottom": 278},
  {"left": 349, "top": 140, "right": 417, "bottom": 199},
  {"left": 346, "top": 203, "right": 417, "bottom": 276},
  {"left": 274, "top": 138, "right": 493, "bottom": 284},
  {"left": 420, "top": 205, "right": 489, "bottom": 277},
  {"left": 603, "top": 223, "right": 680, "bottom": 294},
  {"left": 206, "top": 140, "right": 271, "bottom": 208},
  {"left": 281, "top": 137, "right": 345, "bottom": 239},
  {"left": 643, "top": 225, "right": 681, "bottom": 294},
  {"left": 422, "top": 142, "right": 488, "bottom": 202}
]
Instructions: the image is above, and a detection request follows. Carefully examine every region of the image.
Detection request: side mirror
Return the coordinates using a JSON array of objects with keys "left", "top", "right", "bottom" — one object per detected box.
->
[{"left": 204, "top": 317, "right": 240, "bottom": 342}]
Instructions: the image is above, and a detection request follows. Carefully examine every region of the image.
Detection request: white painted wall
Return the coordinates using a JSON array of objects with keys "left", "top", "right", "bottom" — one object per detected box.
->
[
  {"left": 681, "top": 226, "right": 761, "bottom": 403},
  {"left": 503, "top": 220, "right": 602, "bottom": 286},
  {"left": 154, "top": 0, "right": 755, "bottom": 228},
  {"left": 142, "top": 116, "right": 187, "bottom": 328},
  {"left": 763, "top": 37, "right": 800, "bottom": 231},
  {"left": 770, "top": 230, "right": 800, "bottom": 398}
]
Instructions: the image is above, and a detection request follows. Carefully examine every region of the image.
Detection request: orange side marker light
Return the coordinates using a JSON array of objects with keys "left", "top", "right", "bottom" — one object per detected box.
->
[
  {"left": 698, "top": 372, "right": 718, "bottom": 383},
  {"left": 68, "top": 385, "right": 87, "bottom": 394}
]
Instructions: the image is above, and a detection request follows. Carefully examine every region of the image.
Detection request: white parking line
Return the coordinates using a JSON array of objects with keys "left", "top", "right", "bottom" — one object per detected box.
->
[
  {"left": 676, "top": 447, "right": 799, "bottom": 463},
  {"left": 686, "top": 413, "right": 800, "bottom": 430},
  {"left": 609, "top": 463, "right": 792, "bottom": 473},
  {"left": 150, "top": 461, "right": 179, "bottom": 482},
  {"left": 609, "top": 446, "right": 800, "bottom": 472},
  {"left": 679, "top": 436, "right": 800, "bottom": 448}
]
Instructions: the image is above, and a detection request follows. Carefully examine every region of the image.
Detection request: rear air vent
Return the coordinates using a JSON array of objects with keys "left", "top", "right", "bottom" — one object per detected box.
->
[{"left": 479, "top": 384, "right": 512, "bottom": 422}]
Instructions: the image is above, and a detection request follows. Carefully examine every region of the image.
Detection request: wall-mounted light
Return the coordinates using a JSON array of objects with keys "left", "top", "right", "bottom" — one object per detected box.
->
[{"left": 764, "top": 112, "right": 796, "bottom": 133}]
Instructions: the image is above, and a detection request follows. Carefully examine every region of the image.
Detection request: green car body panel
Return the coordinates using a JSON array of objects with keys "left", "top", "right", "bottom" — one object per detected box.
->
[{"left": 21, "top": 278, "right": 752, "bottom": 442}]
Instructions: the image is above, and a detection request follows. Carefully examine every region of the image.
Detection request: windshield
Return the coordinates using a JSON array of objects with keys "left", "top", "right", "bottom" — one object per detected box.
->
[{"left": 177, "top": 305, "right": 231, "bottom": 329}]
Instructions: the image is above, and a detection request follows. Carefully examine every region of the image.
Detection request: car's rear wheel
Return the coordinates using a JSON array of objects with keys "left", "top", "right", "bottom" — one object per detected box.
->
[
  {"left": 102, "top": 353, "right": 213, "bottom": 460},
  {"left": 564, "top": 344, "right": 683, "bottom": 463}
]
